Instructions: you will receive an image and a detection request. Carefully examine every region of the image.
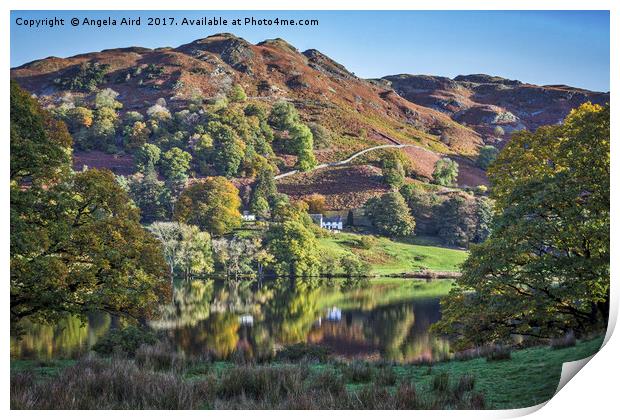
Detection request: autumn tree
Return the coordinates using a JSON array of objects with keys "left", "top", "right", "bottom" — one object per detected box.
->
[
  {"left": 174, "top": 177, "right": 242, "bottom": 235},
  {"left": 435, "top": 103, "right": 610, "bottom": 348},
  {"left": 11, "top": 82, "right": 170, "bottom": 334}
]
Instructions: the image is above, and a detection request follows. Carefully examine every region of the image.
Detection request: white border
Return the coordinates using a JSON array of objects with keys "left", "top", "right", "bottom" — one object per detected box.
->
[{"left": 2, "top": 1, "right": 616, "bottom": 419}]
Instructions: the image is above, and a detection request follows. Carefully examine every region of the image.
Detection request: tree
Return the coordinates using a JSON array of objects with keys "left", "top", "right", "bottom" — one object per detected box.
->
[
  {"left": 493, "top": 125, "right": 505, "bottom": 137},
  {"left": 148, "top": 222, "right": 213, "bottom": 282},
  {"left": 95, "top": 88, "right": 123, "bottom": 110},
  {"left": 124, "top": 121, "right": 151, "bottom": 150},
  {"left": 476, "top": 145, "right": 499, "bottom": 170},
  {"left": 340, "top": 253, "right": 370, "bottom": 278},
  {"left": 432, "top": 157, "right": 459, "bottom": 186},
  {"left": 208, "top": 121, "right": 245, "bottom": 177},
  {"left": 174, "top": 177, "right": 242, "bottom": 235},
  {"left": 160, "top": 147, "right": 192, "bottom": 182},
  {"left": 364, "top": 192, "right": 415, "bottom": 237},
  {"left": 434, "top": 103, "right": 610, "bottom": 348},
  {"left": 249, "top": 166, "right": 277, "bottom": 218},
  {"left": 127, "top": 171, "right": 171, "bottom": 223},
  {"left": 303, "top": 194, "right": 327, "bottom": 214},
  {"left": 382, "top": 152, "right": 406, "bottom": 189},
  {"left": 10, "top": 80, "right": 72, "bottom": 185},
  {"left": 266, "top": 220, "right": 320, "bottom": 278},
  {"left": 212, "top": 236, "right": 264, "bottom": 282},
  {"left": 436, "top": 195, "right": 477, "bottom": 247},
  {"left": 228, "top": 84, "right": 247, "bottom": 102},
  {"left": 290, "top": 123, "right": 317, "bottom": 171},
  {"left": 268, "top": 100, "right": 299, "bottom": 130},
  {"left": 134, "top": 143, "right": 161, "bottom": 173},
  {"left": 11, "top": 82, "right": 170, "bottom": 334}
]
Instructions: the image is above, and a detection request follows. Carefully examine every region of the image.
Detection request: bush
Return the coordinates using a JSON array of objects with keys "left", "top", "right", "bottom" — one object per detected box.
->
[{"left": 92, "top": 326, "right": 158, "bottom": 357}]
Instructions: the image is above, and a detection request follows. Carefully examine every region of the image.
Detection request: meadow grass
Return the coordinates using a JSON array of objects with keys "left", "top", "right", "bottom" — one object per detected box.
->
[
  {"left": 318, "top": 232, "right": 468, "bottom": 275},
  {"left": 11, "top": 337, "right": 603, "bottom": 409}
]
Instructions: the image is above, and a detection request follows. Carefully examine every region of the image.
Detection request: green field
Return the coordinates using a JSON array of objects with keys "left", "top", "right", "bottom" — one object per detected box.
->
[{"left": 318, "top": 232, "right": 468, "bottom": 275}]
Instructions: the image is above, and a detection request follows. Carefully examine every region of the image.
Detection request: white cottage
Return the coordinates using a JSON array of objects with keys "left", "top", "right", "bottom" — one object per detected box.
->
[{"left": 309, "top": 214, "right": 343, "bottom": 231}]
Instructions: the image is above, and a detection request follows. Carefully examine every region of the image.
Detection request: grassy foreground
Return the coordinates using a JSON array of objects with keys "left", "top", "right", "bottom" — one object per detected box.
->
[
  {"left": 318, "top": 232, "right": 468, "bottom": 275},
  {"left": 11, "top": 337, "right": 603, "bottom": 410}
]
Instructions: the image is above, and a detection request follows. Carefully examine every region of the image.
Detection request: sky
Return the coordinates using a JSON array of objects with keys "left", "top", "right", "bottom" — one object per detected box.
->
[{"left": 10, "top": 10, "right": 610, "bottom": 92}]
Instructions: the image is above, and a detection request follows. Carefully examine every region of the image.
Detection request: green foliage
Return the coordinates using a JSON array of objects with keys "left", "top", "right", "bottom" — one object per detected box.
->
[
  {"left": 364, "top": 192, "right": 415, "bottom": 237},
  {"left": 436, "top": 195, "right": 477, "bottom": 247},
  {"left": 11, "top": 82, "right": 170, "bottom": 334},
  {"left": 92, "top": 326, "right": 158, "bottom": 357},
  {"left": 148, "top": 222, "right": 214, "bottom": 281},
  {"left": 250, "top": 167, "right": 278, "bottom": 218},
  {"left": 307, "top": 122, "right": 331, "bottom": 149},
  {"left": 10, "top": 81, "right": 72, "bottom": 185},
  {"left": 435, "top": 103, "right": 610, "bottom": 347},
  {"left": 160, "top": 147, "right": 192, "bottom": 182},
  {"left": 432, "top": 157, "right": 459, "bottom": 186},
  {"left": 174, "top": 177, "right": 242, "bottom": 235},
  {"left": 340, "top": 253, "right": 371, "bottom": 278},
  {"left": 493, "top": 126, "right": 505, "bottom": 137},
  {"left": 266, "top": 220, "right": 321, "bottom": 278},
  {"left": 127, "top": 171, "right": 171, "bottom": 223},
  {"left": 95, "top": 88, "right": 123, "bottom": 110},
  {"left": 476, "top": 145, "right": 499, "bottom": 170},
  {"left": 134, "top": 143, "right": 161, "bottom": 173},
  {"left": 289, "top": 123, "right": 317, "bottom": 171},
  {"left": 382, "top": 151, "right": 406, "bottom": 189},
  {"left": 268, "top": 100, "right": 300, "bottom": 131},
  {"left": 228, "top": 84, "right": 247, "bottom": 102},
  {"left": 55, "top": 62, "right": 109, "bottom": 92}
]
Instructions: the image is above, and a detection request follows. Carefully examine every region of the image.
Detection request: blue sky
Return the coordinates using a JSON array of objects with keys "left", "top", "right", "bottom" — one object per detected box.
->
[{"left": 10, "top": 10, "right": 610, "bottom": 91}]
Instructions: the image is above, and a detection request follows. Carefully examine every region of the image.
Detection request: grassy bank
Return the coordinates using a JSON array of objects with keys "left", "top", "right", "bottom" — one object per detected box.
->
[
  {"left": 318, "top": 232, "right": 468, "bottom": 275},
  {"left": 11, "top": 337, "right": 603, "bottom": 410}
]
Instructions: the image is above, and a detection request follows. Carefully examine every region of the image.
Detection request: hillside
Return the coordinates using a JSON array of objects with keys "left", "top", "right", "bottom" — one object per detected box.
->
[
  {"left": 381, "top": 73, "right": 609, "bottom": 144},
  {"left": 10, "top": 33, "right": 608, "bottom": 205}
]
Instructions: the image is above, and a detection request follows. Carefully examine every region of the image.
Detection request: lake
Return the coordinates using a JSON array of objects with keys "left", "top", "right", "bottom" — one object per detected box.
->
[{"left": 11, "top": 279, "right": 453, "bottom": 363}]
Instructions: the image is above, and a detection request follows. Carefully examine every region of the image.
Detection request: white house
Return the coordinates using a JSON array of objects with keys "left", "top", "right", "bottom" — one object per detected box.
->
[
  {"left": 309, "top": 214, "right": 343, "bottom": 231},
  {"left": 241, "top": 211, "right": 256, "bottom": 222}
]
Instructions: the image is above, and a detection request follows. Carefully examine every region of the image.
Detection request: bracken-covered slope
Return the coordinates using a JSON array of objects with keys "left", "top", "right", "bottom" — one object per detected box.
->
[
  {"left": 11, "top": 33, "right": 608, "bottom": 194},
  {"left": 11, "top": 33, "right": 482, "bottom": 161},
  {"left": 381, "top": 73, "right": 609, "bottom": 144}
]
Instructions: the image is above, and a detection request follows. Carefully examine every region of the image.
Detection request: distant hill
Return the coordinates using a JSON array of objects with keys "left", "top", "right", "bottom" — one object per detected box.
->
[{"left": 11, "top": 33, "right": 609, "bottom": 202}]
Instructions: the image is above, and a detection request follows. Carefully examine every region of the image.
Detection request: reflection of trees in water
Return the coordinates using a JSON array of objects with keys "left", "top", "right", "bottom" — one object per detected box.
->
[
  {"left": 150, "top": 280, "right": 214, "bottom": 329},
  {"left": 262, "top": 280, "right": 322, "bottom": 344},
  {"left": 11, "top": 313, "right": 110, "bottom": 359},
  {"left": 12, "top": 280, "right": 450, "bottom": 362}
]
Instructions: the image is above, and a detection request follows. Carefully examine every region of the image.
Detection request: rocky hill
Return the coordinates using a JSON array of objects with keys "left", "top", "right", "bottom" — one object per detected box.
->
[
  {"left": 381, "top": 73, "right": 608, "bottom": 144},
  {"left": 11, "top": 33, "right": 608, "bottom": 197}
]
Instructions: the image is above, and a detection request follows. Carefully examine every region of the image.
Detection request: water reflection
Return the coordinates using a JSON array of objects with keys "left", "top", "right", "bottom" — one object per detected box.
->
[{"left": 11, "top": 279, "right": 452, "bottom": 362}]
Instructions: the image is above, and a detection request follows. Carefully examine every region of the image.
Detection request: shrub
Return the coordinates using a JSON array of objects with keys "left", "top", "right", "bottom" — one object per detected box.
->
[{"left": 92, "top": 326, "right": 158, "bottom": 357}]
